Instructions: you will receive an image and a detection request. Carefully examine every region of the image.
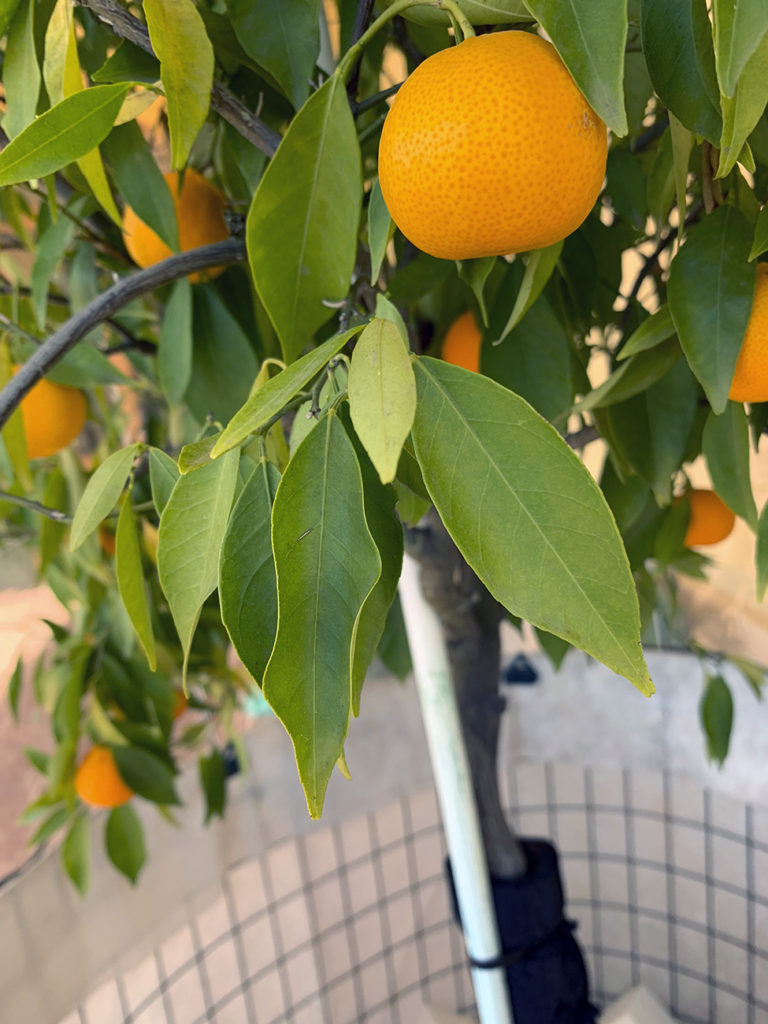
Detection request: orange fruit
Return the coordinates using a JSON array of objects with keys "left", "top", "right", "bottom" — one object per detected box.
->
[
  {"left": 378, "top": 31, "right": 607, "bottom": 260},
  {"left": 74, "top": 745, "right": 134, "bottom": 809},
  {"left": 441, "top": 311, "right": 482, "bottom": 372},
  {"left": 13, "top": 369, "right": 87, "bottom": 459},
  {"left": 680, "top": 490, "right": 736, "bottom": 547},
  {"left": 729, "top": 263, "right": 768, "bottom": 403},
  {"left": 121, "top": 169, "right": 229, "bottom": 283}
]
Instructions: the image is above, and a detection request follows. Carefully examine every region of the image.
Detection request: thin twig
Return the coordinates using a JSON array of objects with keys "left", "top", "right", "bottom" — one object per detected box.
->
[
  {"left": 75, "top": 0, "right": 281, "bottom": 157},
  {"left": 0, "top": 490, "right": 72, "bottom": 523},
  {"left": 0, "top": 239, "right": 246, "bottom": 429},
  {"left": 347, "top": 0, "right": 376, "bottom": 98}
]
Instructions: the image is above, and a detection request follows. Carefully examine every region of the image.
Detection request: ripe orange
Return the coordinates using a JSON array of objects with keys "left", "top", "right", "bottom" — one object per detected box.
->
[
  {"left": 74, "top": 745, "right": 134, "bottom": 808},
  {"left": 121, "top": 169, "right": 229, "bottom": 283},
  {"left": 378, "top": 31, "right": 607, "bottom": 260},
  {"left": 441, "top": 311, "right": 482, "bottom": 372},
  {"left": 729, "top": 263, "right": 768, "bottom": 403},
  {"left": 13, "top": 369, "right": 87, "bottom": 459},
  {"left": 681, "top": 490, "right": 735, "bottom": 547}
]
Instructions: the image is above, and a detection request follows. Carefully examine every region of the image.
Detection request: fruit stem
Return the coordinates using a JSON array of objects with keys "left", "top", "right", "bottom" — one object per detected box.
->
[{"left": 335, "top": 0, "right": 475, "bottom": 84}]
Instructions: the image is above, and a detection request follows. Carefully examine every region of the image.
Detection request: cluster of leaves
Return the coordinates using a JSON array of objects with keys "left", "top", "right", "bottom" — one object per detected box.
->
[{"left": 2, "top": 0, "right": 768, "bottom": 888}]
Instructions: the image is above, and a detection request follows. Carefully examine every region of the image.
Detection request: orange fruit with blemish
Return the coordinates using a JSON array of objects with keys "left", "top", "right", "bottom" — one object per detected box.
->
[
  {"left": 441, "top": 311, "right": 482, "bottom": 372},
  {"left": 74, "top": 745, "right": 134, "bottom": 808}
]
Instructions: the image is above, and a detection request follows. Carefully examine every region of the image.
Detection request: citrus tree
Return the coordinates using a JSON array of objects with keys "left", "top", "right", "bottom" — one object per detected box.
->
[{"left": 1, "top": 0, "right": 767, "bottom": 895}]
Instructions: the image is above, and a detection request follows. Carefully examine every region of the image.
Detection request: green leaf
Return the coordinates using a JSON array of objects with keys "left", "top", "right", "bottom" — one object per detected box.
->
[
  {"left": 103, "top": 121, "right": 179, "bottom": 252},
  {"left": 383, "top": 0, "right": 532, "bottom": 25},
  {"left": 376, "top": 594, "right": 412, "bottom": 680},
  {"left": 3, "top": 0, "right": 40, "bottom": 139},
  {"left": 105, "top": 804, "right": 146, "bottom": 884},
  {"left": 227, "top": 0, "right": 320, "bottom": 110},
  {"left": 116, "top": 496, "right": 157, "bottom": 670},
  {"left": 456, "top": 258, "right": 497, "bottom": 325},
  {"left": 535, "top": 627, "right": 571, "bottom": 669},
  {"left": 158, "top": 278, "right": 193, "bottom": 405},
  {"left": 411, "top": 357, "right": 653, "bottom": 695},
  {"left": 348, "top": 318, "right": 416, "bottom": 485},
  {"left": 7, "top": 658, "right": 22, "bottom": 721},
  {"left": 667, "top": 206, "right": 754, "bottom": 414},
  {"left": 31, "top": 202, "right": 79, "bottom": 329},
  {"left": 717, "top": 32, "right": 768, "bottom": 178},
  {"left": 641, "top": 0, "right": 722, "bottom": 144},
  {"left": 199, "top": 749, "right": 227, "bottom": 823},
  {"left": 702, "top": 402, "right": 758, "bottom": 529},
  {"left": 749, "top": 202, "right": 768, "bottom": 261},
  {"left": 112, "top": 745, "right": 181, "bottom": 805},
  {"left": 493, "top": 242, "right": 562, "bottom": 342},
  {"left": 521, "top": 0, "right": 628, "bottom": 135},
  {"left": 148, "top": 447, "right": 180, "bottom": 516},
  {"left": 606, "top": 149, "right": 647, "bottom": 229},
  {"left": 263, "top": 414, "right": 381, "bottom": 817},
  {"left": 219, "top": 459, "right": 280, "bottom": 686},
  {"left": 25, "top": 747, "right": 50, "bottom": 775},
  {"left": 247, "top": 75, "right": 363, "bottom": 362},
  {"left": 70, "top": 444, "right": 141, "bottom": 551},
  {"left": 0, "top": 0, "right": 23, "bottom": 40},
  {"left": 178, "top": 434, "right": 221, "bottom": 474},
  {"left": 712, "top": 0, "right": 768, "bottom": 98},
  {"left": 730, "top": 654, "right": 765, "bottom": 698},
  {"left": 92, "top": 39, "right": 161, "bottom": 85},
  {"left": 757, "top": 500, "right": 768, "bottom": 600},
  {"left": 617, "top": 306, "right": 676, "bottom": 361},
  {"left": 62, "top": 813, "right": 90, "bottom": 895},
  {"left": 699, "top": 674, "right": 733, "bottom": 766},
  {"left": 0, "top": 84, "right": 132, "bottom": 187},
  {"left": 368, "top": 177, "right": 394, "bottom": 284},
  {"left": 158, "top": 451, "right": 239, "bottom": 671},
  {"left": 212, "top": 326, "right": 363, "bottom": 458},
  {"left": 669, "top": 113, "right": 693, "bottom": 239},
  {"left": 30, "top": 806, "right": 70, "bottom": 846},
  {"left": 573, "top": 339, "right": 681, "bottom": 414},
  {"left": 144, "top": 0, "right": 214, "bottom": 170}
]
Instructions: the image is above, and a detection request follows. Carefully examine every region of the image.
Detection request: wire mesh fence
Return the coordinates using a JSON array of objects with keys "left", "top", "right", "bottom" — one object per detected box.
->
[{"left": 50, "top": 761, "right": 768, "bottom": 1024}]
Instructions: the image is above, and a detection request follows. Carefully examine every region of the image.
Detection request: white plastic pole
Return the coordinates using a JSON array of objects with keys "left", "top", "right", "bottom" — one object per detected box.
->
[{"left": 398, "top": 553, "right": 515, "bottom": 1024}]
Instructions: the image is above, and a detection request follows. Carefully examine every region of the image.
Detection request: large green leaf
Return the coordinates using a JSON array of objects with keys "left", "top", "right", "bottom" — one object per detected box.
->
[
  {"left": 667, "top": 206, "right": 754, "bottom": 414},
  {"left": 219, "top": 459, "right": 280, "bottom": 686},
  {"left": 712, "top": 0, "right": 768, "bottom": 98},
  {"left": 105, "top": 805, "right": 146, "bottom": 885},
  {"left": 70, "top": 444, "right": 141, "bottom": 551},
  {"left": 144, "top": 0, "right": 214, "bottom": 170},
  {"left": 3, "top": 0, "right": 40, "bottom": 139},
  {"left": 522, "top": 0, "right": 628, "bottom": 135},
  {"left": 411, "top": 357, "right": 653, "bottom": 695},
  {"left": 226, "top": 0, "right": 320, "bottom": 110},
  {"left": 0, "top": 84, "right": 132, "bottom": 186},
  {"left": 247, "top": 76, "right": 363, "bottom": 362},
  {"left": 263, "top": 414, "right": 381, "bottom": 817},
  {"left": 158, "top": 451, "right": 239, "bottom": 671},
  {"left": 212, "top": 326, "right": 363, "bottom": 457},
  {"left": 641, "top": 0, "right": 722, "bottom": 144},
  {"left": 717, "top": 32, "right": 768, "bottom": 178},
  {"left": 702, "top": 402, "right": 758, "bottom": 529},
  {"left": 116, "top": 496, "right": 156, "bottom": 670},
  {"left": 112, "top": 745, "right": 181, "bottom": 805},
  {"left": 348, "top": 318, "right": 416, "bottom": 484}
]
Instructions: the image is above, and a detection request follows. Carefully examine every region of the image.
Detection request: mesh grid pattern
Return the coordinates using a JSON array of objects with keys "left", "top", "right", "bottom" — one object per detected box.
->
[{"left": 57, "top": 763, "right": 768, "bottom": 1024}]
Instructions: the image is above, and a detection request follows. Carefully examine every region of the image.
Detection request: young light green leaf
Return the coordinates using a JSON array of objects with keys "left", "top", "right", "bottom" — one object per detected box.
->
[
  {"left": 199, "top": 749, "right": 227, "bottom": 823},
  {"left": 247, "top": 76, "right": 363, "bottom": 362},
  {"left": 105, "top": 804, "right": 146, "bottom": 885},
  {"left": 493, "top": 242, "right": 562, "bottom": 342},
  {"left": 411, "top": 357, "right": 653, "bottom": 695},
  {"left": 263, "top": 414, "right": 381, "bottom": 818},
  {"left": 62, "top": 813, "right": 90, "bottom": 895},
  {"left": 116, "top": 495, "right": 156, "bottom": 670},
  {"left": 617, "top": 306, "right": 676, "bottom": 361},
  {"left": 757, "top": 500, "right": 768, "bottom": 601},
  {"left": 521, "top": 0, "right": 628, "bottom": 134},
  {"left": 368, "top": 176, "right": 395, "bottom": 284},
  {"left": 699, "top": 674, "right": 733, "bottom": 766},
  {"left": 3, "top": 0, "right": 40, "bottom": 139},
  {"left": 112, "top": 746, "right": 181, "bottom": 805},
  {"left": 227, "top": 0, "right": 320, "bottom": 110},
  {"left": 212, "top": 326, "right": 364, "bottom": 458},
  {"left": 70, "top": 444, "right": 141, "bottom": 551},
  {"left": 0, "top": 84, "right": 132, "bottom": 187},
  {"left": 148, "top": 447, "right": 179, "bottom": 516},
  {"left": 158, "top": 278, "right": 193, "bottom": 405},
  {"left": 667, "top": 205, "right": 754, "bottom": 414},
  {"left": 374, "top": 293, "right": 408, "bottom": 346},
  {"left": 219, "top": 459, "right": 280, "bottom": 686},
  {"left": 178, "top": 434, "right": 221, "bottom": 474},
  {"left": 158, "top": 450, "right": 239, "bottom": 670},
  {"left": 712, "top": 0, "right": 768, "bottom": 98},
  {"left": 717, "top": 33, "right": 768, "bottom": 178},
  {"left": 348, "top": 318, "right": 416, "bottom": 484},
  {"left": 702, "top": 402, "right": 758, "bottom": 529},
  {"left": 144, "top": 0, "right": 214, "bottom": 170}
]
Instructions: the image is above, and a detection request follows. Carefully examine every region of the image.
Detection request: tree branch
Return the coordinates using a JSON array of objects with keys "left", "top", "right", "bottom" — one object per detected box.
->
[
  {"left": 75, "top": 0, "right": 281, "bottom": 158},
  {"left": 0, "top": 239, "right": 246, "bottom": 430},
  {"left": 0, "top": 490, "right": 72, "bottom": 523}
]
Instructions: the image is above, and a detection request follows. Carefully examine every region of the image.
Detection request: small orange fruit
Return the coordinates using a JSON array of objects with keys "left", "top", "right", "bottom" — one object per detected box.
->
[
  {"left": 378, "top": 31, "right": 607, "bottom": 260},
  {"left": 13, "top": 369, "right": 87, "bottom": 459},
  {"left": 680, "top": 490, "right": 736, "bottom": 547},
  {"left": 75, "top": 745, "right": 134, "bottom": 808},
  {"left": 441, "top": 311, "right": 482, "bottom": 372},
  {"left": 729, "top": 263, "right": 768, "bottom": 403},
  {"left": 121, "top": 169, "right": 229, "bottom": 283}
]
